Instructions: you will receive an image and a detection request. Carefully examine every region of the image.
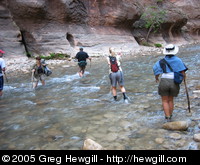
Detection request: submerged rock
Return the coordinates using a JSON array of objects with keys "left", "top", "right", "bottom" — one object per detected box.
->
[
  {"left": 193, "top": 134, "right": 200, "bottom": 142},
  {"left": 82, "top": 139, "right": 104, "bottom": 150},
  {"left": 162, "top": 121, "right": 188, "bottom": 131}
]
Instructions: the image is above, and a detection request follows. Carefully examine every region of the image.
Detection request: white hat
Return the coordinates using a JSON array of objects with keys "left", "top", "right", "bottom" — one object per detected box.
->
[{"left": 163, "top": 44, "right": 179, "bottom": 55}]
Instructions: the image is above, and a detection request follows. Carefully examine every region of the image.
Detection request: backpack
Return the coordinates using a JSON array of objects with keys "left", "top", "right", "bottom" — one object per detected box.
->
[
  {"left": 41, "top": 59, "right": 52, "bottom": 76},
  {"left": 44, "top": 66, "right": 52, "bottom": 76},
  {"left": 159, "top": 58, "right": 184, "bottom": 84},
  {"left": 109, "top": 56, "right": 119, "bottom": 72}
]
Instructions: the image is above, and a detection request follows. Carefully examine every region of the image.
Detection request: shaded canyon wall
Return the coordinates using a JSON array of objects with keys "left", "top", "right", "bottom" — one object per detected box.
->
[{"left": 0, "top": 0, "right": 199, "bottom": 57}]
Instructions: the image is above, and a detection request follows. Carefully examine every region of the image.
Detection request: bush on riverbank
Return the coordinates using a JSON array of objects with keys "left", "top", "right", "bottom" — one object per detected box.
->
[{"left": 39, "top": 53, "right": 71, "bottom": 60}]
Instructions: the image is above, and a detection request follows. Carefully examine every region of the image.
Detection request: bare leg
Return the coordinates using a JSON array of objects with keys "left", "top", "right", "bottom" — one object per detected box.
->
[
  {"left": 161, "top": 96, "right": 174, "bottom": 118},
  {"left": 41, "top": 80, "right": 45, "bottom": 86},
  {"left": 112, "top": 87, "right": 117, "bottom": 96},
  {"left": 168, "top": 96, "right": 174, "bottom": 116},
  {"left": 33, "top": 82, "right": 38, "bottom": 89},
  {"left": 0, "top": 90, "right": 3, "bottom": 96},
  {"left": 120, "top": 86, "right": 126, "bottom": 93}
]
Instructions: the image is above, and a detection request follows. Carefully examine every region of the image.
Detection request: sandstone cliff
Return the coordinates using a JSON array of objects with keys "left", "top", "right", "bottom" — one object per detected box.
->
[{"left": 0, "top": 0, "right": 199, "bottom": 57}]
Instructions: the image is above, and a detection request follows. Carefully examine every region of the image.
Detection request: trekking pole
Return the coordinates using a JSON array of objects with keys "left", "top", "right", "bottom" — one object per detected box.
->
[
  {"left": 183, "top": 78, "right": 191, "bottom": 113},
  {"left": 31, "top": 71, "right": 34, "bottom": 89},
  {"left": 3, "top": 71, "right": 8, "bottom": 83}
]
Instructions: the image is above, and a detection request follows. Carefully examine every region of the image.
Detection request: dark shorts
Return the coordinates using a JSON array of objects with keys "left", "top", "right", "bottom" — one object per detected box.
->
[
  {"left": 109, "top": 71, "right": 124, "bottom": 87},
  {"left": 158, "top": 78, "right": 180, "bottom": 97},
  {"left": 78, "top": 61, "right": 87, "bottom": 70},
  {"left": 0, "top": 76, "right": 4, "bottom": 91}
]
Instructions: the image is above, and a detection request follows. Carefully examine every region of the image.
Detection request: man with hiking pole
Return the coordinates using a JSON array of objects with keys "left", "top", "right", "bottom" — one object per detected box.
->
[
  {"left": 0, "top": 49, "right": 6, "bottom": 96},
  {"left": 75, "top": 47, "right": 91, "bottom": 77}
]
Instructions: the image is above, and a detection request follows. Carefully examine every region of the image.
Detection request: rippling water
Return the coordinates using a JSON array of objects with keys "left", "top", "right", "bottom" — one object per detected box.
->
[{"left": 0, "top": 44, "right": 200, "bottom": 150}]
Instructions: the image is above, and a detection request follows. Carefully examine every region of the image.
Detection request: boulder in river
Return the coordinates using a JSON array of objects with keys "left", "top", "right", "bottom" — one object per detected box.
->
[
  {"left": 193, "top": 134, "right": 200, "bottom": 142},
  {"left": 162, "top": 121, "right": 188, "bottom": 131},
  {"left": 82, "top": 139, "right": 104, "bottom": 150}
]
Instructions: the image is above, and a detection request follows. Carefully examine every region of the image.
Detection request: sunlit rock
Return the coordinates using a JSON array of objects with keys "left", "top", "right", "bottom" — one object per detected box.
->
[
  {"left": 82, "top": 139, "right": 104, "bottom": 150},
  {"left": 162, "top": 121, "right": 188, "bottom": 131}
]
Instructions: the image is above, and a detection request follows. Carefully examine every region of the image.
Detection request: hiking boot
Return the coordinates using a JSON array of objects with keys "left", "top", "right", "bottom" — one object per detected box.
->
[
  {"left": 113, "top": 96, "right": 117, "bottom": 101},
  {"left": 165, "top": 116, "right": 171, "bottom": 122}
]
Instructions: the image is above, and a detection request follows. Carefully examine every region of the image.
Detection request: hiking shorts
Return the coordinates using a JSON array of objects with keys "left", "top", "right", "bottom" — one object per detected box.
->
[
  {"left": 0, "top": 76, "right": 4, "bottom": 91},
  {"left": 33, "top": 74, "right": 45, "bottom": 82},
  {"left": 109, "top": 71, "right": 124, "bottom": 87},
  {"left": 78, "top": 61, "right": 87, "bottom": 70},
  {"left": 158, "top": 78, "right": 180, "bottom": 97}
]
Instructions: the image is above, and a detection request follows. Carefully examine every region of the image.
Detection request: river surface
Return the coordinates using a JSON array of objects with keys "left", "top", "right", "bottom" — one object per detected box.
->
[{"left": 0, "top": 44, "right": 200, "bottom": 150}]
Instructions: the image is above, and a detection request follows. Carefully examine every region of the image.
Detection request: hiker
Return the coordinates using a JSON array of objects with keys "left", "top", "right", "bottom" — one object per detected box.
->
[
  {"left": 31, "top": 56, "right": 46, "bottom": 88},
  {"left": 107, "top": 47, "right": 128, "bottom": 102},
  {"left": 153, "top": 44, "right": 188, "bottom": 122},
  {"left": 0, "top": 50, "right": 6, "bottom": 96},
  {"left": 75, "top": 47, "right": 91, "bottom": 77}
]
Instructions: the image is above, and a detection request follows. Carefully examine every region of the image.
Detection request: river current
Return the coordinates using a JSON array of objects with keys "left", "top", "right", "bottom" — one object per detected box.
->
[{"left": 0, "top": 44, "right": 199, "bottom": 150}]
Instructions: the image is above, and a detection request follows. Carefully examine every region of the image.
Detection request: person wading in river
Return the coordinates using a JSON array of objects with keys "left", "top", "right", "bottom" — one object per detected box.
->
[
  {"left": 0, "top": 49, "right": 6, "bottom": 96},
  {"left": 75, "top": 47, "right": 91, "bottom": 77},
  {"left": 32, "top": 56, "right": 46, "bottom": 89},
  {"left": 107, "top": 47, "right": 128, "bottom": 103},
  {"left": 153, "top": 44, "right": 188, "bottom": 122}
]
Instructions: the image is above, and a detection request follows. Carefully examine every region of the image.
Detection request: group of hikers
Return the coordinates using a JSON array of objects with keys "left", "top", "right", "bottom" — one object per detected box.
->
[{"left": 0, "top": 44, "right": 188, "bottom": 122}]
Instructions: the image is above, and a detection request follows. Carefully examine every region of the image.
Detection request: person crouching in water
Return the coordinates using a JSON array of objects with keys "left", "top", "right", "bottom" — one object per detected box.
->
[
  {"left": 75, "top": 47, "right": 91, "bottom": 77},
  {"left": 107, "top": 47, "right": 128, "bottom": 103},
  {"left": 32, "top": 56, "right": 46, "bottom": 88},
  {"left": 153, "top": 44, "right": 188, "bottom": 122}
]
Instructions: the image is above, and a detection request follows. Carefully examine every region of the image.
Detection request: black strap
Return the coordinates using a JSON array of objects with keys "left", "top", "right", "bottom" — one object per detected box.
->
[{"left": 159, "top": 58, "right": 173, "bottom": 72}]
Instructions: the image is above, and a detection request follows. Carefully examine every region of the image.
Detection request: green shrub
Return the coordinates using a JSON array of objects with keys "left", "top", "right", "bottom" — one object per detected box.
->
[
  {"left": 154, "top": 43, "right": 162, "bottom": 48},
  {"left": 39, "top": 53, "right": 71, "bottom": 60}
]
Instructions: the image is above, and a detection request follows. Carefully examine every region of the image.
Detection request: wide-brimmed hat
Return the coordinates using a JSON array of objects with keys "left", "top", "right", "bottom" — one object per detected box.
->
[
  {"left": 0, "top": 50, "right": 5, "bottom": 54},
  {"left": 163, "top": 44, "right": 179, "bottom": 55}
]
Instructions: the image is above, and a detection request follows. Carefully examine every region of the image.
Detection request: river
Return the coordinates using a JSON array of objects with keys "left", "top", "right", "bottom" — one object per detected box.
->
[{"left": 0, "top": 44, "right": 199, "bottom": 150}]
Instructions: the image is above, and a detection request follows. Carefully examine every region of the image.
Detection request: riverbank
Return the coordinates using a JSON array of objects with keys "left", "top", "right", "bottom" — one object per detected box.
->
[{"left": 3, "top": 41, "right": 200, "bottom": 78}]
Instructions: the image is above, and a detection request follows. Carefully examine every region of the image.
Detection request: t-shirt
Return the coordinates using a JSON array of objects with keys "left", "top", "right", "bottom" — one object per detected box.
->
[
  {"left": 75, "top": 51, "right": 89, "bottom": 62},
  {"left": 107, "top": 55, "right": 122, "bottom": 74},
  {"left": 153, "top": 55, "right": 188, "bottom": 76},
  {"left": 0, "top": 58, "right": 6, "bottom": 77}
]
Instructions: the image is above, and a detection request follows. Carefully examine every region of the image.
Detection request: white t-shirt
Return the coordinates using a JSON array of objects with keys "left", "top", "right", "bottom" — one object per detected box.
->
[{"left": 0, "top": 58, "right": 6, "bottom": 77}]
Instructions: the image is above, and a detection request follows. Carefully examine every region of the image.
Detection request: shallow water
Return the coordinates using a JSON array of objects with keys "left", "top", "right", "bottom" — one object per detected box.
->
[{"left": 0, "top": 44, "right": 200, "bottom": 150}]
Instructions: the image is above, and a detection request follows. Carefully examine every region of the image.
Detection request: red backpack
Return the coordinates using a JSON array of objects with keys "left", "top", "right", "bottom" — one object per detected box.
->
[{"left": 109, "top": 56, "right": 119, "bottom": 72}]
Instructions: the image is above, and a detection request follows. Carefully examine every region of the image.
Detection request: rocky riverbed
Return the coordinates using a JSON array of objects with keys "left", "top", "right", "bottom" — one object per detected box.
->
[{"left": 0, "top": 43, "right": 200, "bottom": 150}]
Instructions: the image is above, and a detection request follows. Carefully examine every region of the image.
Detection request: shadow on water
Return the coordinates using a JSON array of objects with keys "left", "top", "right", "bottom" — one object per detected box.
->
[{"left": 0, "top": 44, "right": 200, "bottom": 150}]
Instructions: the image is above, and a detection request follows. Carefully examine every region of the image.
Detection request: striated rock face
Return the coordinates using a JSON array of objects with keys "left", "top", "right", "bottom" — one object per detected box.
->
[{"left": 0, "top": 0, "right": 199, "bottom": 57}]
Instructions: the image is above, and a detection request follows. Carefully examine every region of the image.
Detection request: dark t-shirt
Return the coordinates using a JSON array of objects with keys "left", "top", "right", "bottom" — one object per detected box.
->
[{"left": 75, "top": 51, "right": 89, "bottom": 62}]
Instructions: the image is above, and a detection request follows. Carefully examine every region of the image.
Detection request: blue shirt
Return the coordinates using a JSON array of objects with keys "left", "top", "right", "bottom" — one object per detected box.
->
[{"left": 153, "top": 55, "right": 187, "bottom": 76}]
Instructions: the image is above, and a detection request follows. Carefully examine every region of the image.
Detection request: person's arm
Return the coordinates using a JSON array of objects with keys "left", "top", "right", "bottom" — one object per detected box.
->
[
  {"left": 181, "top": 71, "right": 186, "bottom": 80},
  {"left": 87, "top": 57, "right": 91, "bottom": 61},
  {"left": 155, "top": 74, "right": 160, "bottom": 83}
]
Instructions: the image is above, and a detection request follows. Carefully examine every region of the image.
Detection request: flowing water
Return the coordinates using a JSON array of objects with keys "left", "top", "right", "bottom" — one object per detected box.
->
[{"left": 0, "top": 44, "right": 200, "bottom": 150}]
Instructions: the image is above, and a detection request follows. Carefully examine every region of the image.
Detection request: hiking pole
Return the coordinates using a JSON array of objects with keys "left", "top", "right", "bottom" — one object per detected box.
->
[
  {"left": 31, "top": 71, "right": 34, "bottom": 89},
  {"left": 184, "top": 78, "right": 191, "bottom": 113},
  {"left": 3, "top": 71, "right": 8, "bottom": 83}
]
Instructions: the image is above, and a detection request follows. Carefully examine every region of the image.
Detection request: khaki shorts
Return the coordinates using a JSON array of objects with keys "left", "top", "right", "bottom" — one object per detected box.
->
[
  {"left": 33, "top": 74, "right": 45, "bottom": 82},
  {"left": 158, "top": 78, "right": 180, "bottom": 97}
]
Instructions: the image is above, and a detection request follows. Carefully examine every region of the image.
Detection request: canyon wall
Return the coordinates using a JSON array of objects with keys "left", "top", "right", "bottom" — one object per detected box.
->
[{"left": 0, "top": 0, "right": 199, "bottom": 57}]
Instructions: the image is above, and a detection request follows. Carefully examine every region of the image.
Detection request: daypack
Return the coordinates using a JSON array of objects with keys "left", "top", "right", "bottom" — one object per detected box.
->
[
  {"left": 44, "top": 66, "right": 52, "bottom": 76},
  {"left": 41, "top": 59, "right": 52, "bottom": 76},
  {"left": 109, "top": 56, "right": 119, "bottom": 72},
  {"left": 159, "top": 58, "right": 184, "bottom": 84}
]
